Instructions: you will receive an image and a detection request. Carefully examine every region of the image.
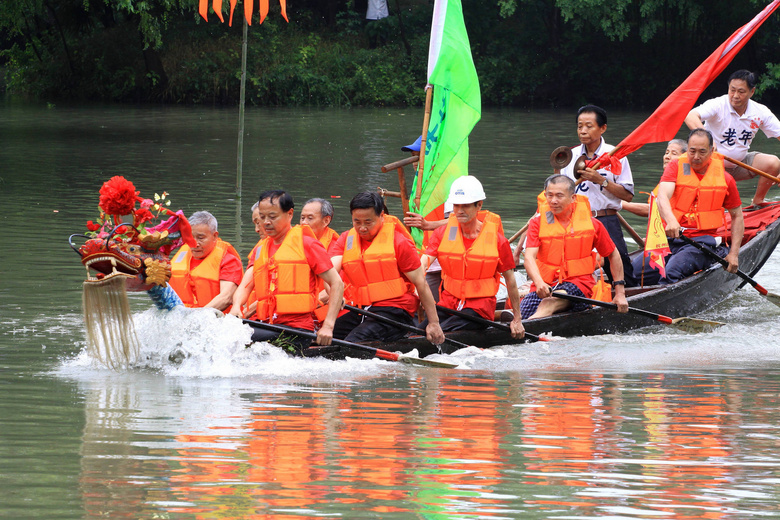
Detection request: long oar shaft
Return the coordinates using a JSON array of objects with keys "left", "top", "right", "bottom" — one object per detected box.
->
[
  {"left": 551, "top": 291, "right": 675, "bottom": 323},
  {"left": 722, "top": 154, "right": 780, "bottom": 184},
  {"left": 343, "top": 304, "right": 472, "bottom": 350},
  {"left": 435, "top": 304, "right": 547, "bottom": 342},
  {"left": 242, "top": 318, "right": 456, "bottom": 368},
  {"left": 678, "top": 234, "right": 770, "bottom": 295}
]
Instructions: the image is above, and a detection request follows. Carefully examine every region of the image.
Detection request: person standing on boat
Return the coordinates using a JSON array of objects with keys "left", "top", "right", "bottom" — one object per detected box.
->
[
  {"left": 561, "top": 104, "right": 638, "bottom": 287},
  {"left": 419, "top": 176, "right": 525, "bottom": 338},
  {"left": 329, "top": 192, "right": 445, "bottom": 345},
  {"left": 521, "top": 175, "right": 629, "bottom": 319},
  {"left": 169, "top": 211, "right": 243, "bottom": 312},
  {"left": 653, "top": 129, "right": 745, "bottom": 284},
  {"left": 228, "top": 190, "right": 345, "bottom": 352},
  {"left": 685, "top": 70, "right": 780, "bottom": 206}
]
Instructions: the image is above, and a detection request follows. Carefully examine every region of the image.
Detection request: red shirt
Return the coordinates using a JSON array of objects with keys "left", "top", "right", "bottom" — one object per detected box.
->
[
  {"left": 266, "top": 233, "right": 334, "bottom": 330},
  {"left": 424, "top": 224, "right": 516, "bottom": 320},
  {"left": 189, "top": 250, "right": 243, "bottom": 286},
  {"left": 526, "top": 216, "right": 615, "bottom": 297},
  {"left": 660, "top": 158, "right": 741, "bottom": 235},
  {"left": 332, "top": 228, "right": 422, "bottom": 316}
]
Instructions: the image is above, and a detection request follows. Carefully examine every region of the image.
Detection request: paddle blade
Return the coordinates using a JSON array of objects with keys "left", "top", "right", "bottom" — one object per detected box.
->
[
  {"left": 765, "top": 291, "right": 780, "bottom": 308},
  {"left": 670, "top": 317, "right": 726, "bottom": 333},
  {"left": 399, "top": 355, "right": 459, "bottom": 369}
]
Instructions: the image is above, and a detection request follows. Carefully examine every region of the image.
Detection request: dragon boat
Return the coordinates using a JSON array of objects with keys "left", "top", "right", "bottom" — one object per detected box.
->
[
  {"left": 71, "top": 177, "right": 780, "bottom": 366},
  {"left": 306, "top": 201, "right": 780, "bottom": 359}
]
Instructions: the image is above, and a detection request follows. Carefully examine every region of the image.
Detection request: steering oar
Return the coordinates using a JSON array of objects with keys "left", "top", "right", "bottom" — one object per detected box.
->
[
  {"left": 678, "top": 234, "right": 780, "bottom": 308},
  {"left": 551, "top": 291, "right": 724, "bottom": 333},
  {"left": 242, "top": 318, "right": 458, "bottom": 368}
]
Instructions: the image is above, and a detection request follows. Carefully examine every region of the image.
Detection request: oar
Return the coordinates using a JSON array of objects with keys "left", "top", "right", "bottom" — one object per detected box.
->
[
  {"left": 678, "top": 234, "right": 780, "bottom": 307},
  {"left": 343, "top": 304, "right": 473, "bottom": 350},
  {"left": 617, "top": 212, "right": 645, "bottom": 249},
  {"left": 435, "top": 304, "right": 549, "bottom": 343},
  {"left": 242, "top": 318, "right": 458, "bottom": 369},
  {"left": 722, "top": 154, "right": 780, "bottom": 185},
  {"left": 551, "top": 291, "right": 725, "bottom": 333}
]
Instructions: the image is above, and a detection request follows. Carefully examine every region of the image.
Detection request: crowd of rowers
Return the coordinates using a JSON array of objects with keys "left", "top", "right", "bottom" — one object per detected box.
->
[{"left": 167, "top": 69, "right": 780, "bottom": 352}]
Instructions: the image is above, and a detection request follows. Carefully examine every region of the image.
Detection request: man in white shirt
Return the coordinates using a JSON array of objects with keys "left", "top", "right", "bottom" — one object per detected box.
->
[
  {"left": 685, "top": 69, "right": 780, "bottom": 206},
  {"left": 561, "top": 104, "right": 637, "bottom": 286}
]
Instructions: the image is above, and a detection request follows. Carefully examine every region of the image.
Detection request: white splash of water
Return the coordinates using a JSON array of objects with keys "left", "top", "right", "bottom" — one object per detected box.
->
[{"left": 62, "top": 306, "right": 397, "bottom": 379}]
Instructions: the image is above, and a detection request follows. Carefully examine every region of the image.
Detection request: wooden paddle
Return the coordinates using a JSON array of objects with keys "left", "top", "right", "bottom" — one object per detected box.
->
[
  {"left": 551, "top": 291, "right": 725, "bottom": 333},
  {"left": 722, "top": 154, "right": 780, "bottom": 184},
  {"left": 435, "top": 304, "right": 549, "bottom": 343},
  {"left": 678, "top": 234, "right": 780, "bottom": 307},
  {"left": 242, "top": 318, "right": 458, "bottom": 369},
  {"left": 342, "top": 304, "right": 473, "bottom": 350}
]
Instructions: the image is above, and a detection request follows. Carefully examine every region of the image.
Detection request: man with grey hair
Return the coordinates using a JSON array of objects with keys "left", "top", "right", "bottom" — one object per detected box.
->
[
  {"left": 521, "top": 175, "right": 628, "bottom": 319},
  {"left": 300, "top": 198, "right": 339, "bottom": 251},
  {"left": 300, "top": 197, "right": 342, "bottom": 322},
  {"left": 169, "top": 210, "right": 243, "bottom": 311}
]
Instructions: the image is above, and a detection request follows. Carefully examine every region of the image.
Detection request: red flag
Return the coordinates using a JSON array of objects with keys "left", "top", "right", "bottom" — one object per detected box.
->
[{"left": 612, "top": 0, "right": 780, "bottom": 160}]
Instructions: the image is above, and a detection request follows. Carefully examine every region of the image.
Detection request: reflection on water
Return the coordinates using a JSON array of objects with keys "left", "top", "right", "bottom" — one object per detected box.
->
[{"left": 74, "top": 370, "right": 780, "bottom": 519}]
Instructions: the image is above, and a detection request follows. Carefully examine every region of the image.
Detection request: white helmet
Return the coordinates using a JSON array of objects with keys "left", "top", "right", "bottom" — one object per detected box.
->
[{"left": 447, "top": 176, "right": 486, "bottom": 205}]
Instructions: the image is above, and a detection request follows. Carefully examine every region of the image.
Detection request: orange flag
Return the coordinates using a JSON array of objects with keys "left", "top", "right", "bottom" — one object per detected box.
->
[
  {"left": 644, "top": 195, "right": 671, "bottom": 278},
  {"left": 199, "top": 0, "right": 289, "bottom": 25}
]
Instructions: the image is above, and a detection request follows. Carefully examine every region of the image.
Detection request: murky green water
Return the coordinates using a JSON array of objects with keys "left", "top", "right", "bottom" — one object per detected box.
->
[{"left": 2, "top": 104, "right": 780, "bottom": 519}]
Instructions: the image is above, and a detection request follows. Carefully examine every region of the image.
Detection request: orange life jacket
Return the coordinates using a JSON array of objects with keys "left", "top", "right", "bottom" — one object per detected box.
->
[
  {"left": 670, "top": 153, "right": 728, "bottom": 231},
  {"left": 536, "top": 198, "right": 597, "bottom": 285},
  {"left": 253, "top": 225, "right": 318, "bottom": 322},
  {"left": 169, "top": 239, "right": 241, "bottom": 310},
  {"left": 244, "top": 238, "right": 265, "bottom": 318},
  {"left": 312, "top": 227, "right": 341, "bottom": 322},
  {"left": 437, "top": 211, "right": 504, "bottom": 299},
  {"left": 341, "top": 215, "right": 415, "bottom": 306}
]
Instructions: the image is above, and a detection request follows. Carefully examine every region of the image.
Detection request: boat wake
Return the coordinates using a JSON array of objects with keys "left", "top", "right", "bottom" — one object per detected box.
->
[
  {"left": 60, "top": 307, "right": 398, "bottom": 379},
  {"left": 55, "top": 286, "right": 780, "bottom": 377}
]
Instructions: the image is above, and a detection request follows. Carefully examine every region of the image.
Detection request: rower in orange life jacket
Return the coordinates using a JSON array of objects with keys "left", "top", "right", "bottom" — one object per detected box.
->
[
  {"left": 228, "top": 190, "right": 344, "bottom": 351},
  {"left": 522, "top": 175, "right": 629, "bottom": 319},
  {"left": 328, "top": 191, "right": 445, "bottom": 345},
  {"left": 299, "top": 198, "right": 344, "bottom": 322},
  {"left": 654, "top": 129, "right": 745, "bottom": 283},
  {"left": 421, "top": 176, "right": 525, "bottom": 339},
  {"left": 168, "top": 210, "right": 243, "bottom": 312}
]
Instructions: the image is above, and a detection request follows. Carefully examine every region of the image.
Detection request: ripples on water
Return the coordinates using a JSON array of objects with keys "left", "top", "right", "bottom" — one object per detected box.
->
[{"left": 3, "top": 105, "right": 780, "bottom": 518}]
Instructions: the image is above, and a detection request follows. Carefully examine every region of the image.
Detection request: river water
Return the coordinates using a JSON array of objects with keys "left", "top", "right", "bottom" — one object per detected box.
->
[{"left": 2, "top": 104, "right": 780, "bottom": 519}]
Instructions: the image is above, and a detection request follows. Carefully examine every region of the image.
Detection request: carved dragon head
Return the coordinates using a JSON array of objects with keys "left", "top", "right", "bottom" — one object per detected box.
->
[{"left": 70, "top": 176, "right": 194, "bottom": 291}]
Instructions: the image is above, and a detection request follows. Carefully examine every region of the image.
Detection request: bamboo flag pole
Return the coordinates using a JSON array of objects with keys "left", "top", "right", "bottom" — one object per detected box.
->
[
  {"left": 235, "top": 17, "right": 248, "bottom": 198},
  {"left": 414, "top": 87, "right": 434, "bottom": 209}
]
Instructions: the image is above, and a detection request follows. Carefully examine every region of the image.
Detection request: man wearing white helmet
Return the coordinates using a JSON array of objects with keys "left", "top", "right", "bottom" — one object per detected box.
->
[{"left": 421, "top": 176, "right": 525, "bottom": 338}]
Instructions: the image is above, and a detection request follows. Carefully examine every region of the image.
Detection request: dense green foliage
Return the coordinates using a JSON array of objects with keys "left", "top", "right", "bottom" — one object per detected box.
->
[{"left": 1, "top": 0, "right": 779, "bottom": 107}]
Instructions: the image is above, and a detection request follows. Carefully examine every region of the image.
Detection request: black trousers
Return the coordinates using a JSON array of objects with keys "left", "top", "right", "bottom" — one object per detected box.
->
[
  {"left": 334, "top": 306, "right": 414, "bottom": 343},
  {"left": 597, "top": 214, "right": 638, "bottom": 287},
  {"left": 419, "top": 307, "right": 487, "bottom": 332}
]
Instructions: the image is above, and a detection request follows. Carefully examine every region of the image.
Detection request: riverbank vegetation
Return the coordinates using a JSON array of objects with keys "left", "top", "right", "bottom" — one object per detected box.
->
[{"left": 1, "top": 0, "right": 779, "bottom": 108}]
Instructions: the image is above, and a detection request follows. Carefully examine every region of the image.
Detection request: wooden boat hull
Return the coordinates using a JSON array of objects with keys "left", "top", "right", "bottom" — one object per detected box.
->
[{"left": 304, "top": 204, "right": 780, "bottom": 360}]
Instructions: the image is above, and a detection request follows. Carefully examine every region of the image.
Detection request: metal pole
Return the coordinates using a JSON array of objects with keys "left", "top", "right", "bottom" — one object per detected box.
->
[{"left": 236, "top": 17, "right": 248, "bottom": 198}]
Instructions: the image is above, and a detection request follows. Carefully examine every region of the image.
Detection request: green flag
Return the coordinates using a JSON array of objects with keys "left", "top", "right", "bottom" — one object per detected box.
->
[{"left": 410, "top": 0, "right": 481, "bottom": 247}]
